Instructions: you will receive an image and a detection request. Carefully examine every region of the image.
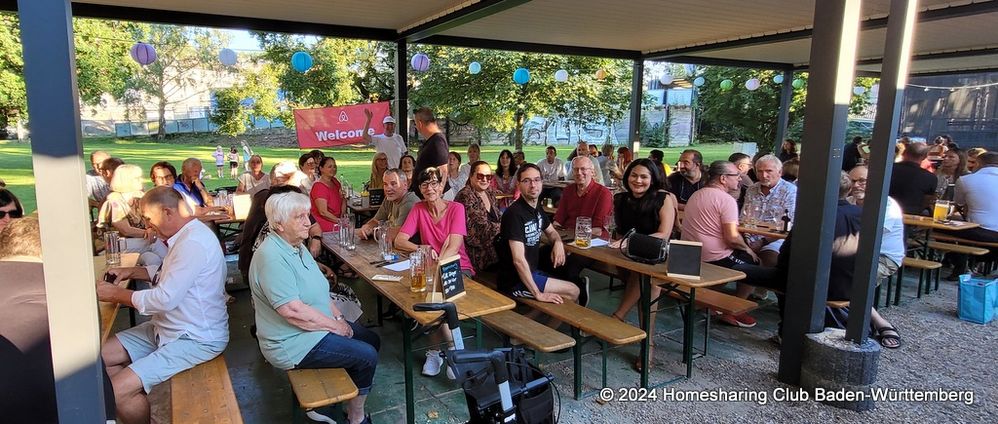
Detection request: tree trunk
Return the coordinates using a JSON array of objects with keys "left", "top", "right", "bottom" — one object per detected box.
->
[
  {"left": 513, "top": 108, "right": 524, "bottom": 152},
  {"left": 157, "top": 98, "right": 167, "bottom": 139}
]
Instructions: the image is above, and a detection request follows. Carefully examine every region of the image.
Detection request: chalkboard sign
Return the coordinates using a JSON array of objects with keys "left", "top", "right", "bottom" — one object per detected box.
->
[
  {"left": 368, "top": 189, "right": 385, "bottom": 206},
  {"left": 666, "top": 240, "right": 702, "bottom": 280},
  {"left": 438, "top": 254, "right": 466, "bottom": 302}
]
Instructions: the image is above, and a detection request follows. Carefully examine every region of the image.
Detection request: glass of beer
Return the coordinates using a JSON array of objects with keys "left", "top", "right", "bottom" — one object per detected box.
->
[
  {"left": 575, "top": 217, "right": 592, "bottom": 248},
  {"left": 409, "top": 245, "right": 430, "bottom": 292},
  {"left": 933, "top": 200, "right": 951, "bottom": 222}
]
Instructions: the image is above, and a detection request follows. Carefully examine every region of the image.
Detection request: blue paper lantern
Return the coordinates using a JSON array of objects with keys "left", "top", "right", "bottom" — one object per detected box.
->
[
  {"left": 773, "top": 74, "right": 784, "bottom": 84},
  {"left": 513, "top": 67, "right": 530, "bottom": 84},
  {"left": 291, "top": 51, "right": 313, "bottom": 73},
  {"left": 218, "top": 48, "right": 237, "bottom": 66},
  {"left": 468, "top": 61, "right": 481, "bottom": 74},
  {"left": 411, "top": 53, "right": 430, "bottom": 72},
  {"left": 554, "top": 69, "right": 569, "bottom": 82},
  {"left": 130, "top": 42, "right": 157, "bottom": 66},
  {"left": 693, "top": 76, "right": 705, "bottom": 87}
]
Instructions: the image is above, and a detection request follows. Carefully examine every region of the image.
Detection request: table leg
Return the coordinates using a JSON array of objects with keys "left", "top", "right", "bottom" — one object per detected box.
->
[
  {"left": 402, "top": 317, "right": 415, "bottom": 424},
  {"left": 683, "top": 288, "right": 696, "bottom": 378},
  {"left": 639, "top": 275, "right": 650, "bottom": 388}
]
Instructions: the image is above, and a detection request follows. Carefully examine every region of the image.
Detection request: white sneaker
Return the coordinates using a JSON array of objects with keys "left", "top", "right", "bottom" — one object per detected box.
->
[
  {"left": 422, "top": 350, "right": 443, "bottom": 376},
  {"left": 446, "top": 365, "right": 456, "bottom": 380}
]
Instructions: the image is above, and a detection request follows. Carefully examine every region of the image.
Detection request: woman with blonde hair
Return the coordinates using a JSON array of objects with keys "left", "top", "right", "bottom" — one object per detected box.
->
[
  {"left": 369, "top": 152, "right": 389, "bottom": 190},
  {"left": 98, "top": 164, "right": 167, "bottom": 263}
]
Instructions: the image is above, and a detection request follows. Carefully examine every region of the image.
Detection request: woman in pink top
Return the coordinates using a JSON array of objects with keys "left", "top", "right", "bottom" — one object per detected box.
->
[
  {"left": 310, "top": 157, "right": 343, "bottom": 232},
  {"left": 395, "top": 167, "right": 474, "bottom": 275}
]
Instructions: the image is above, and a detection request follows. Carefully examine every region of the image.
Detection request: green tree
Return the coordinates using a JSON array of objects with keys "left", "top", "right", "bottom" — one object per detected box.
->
[
  {"left": 124, "top": 24, "right": 230, "bottom": 138},
  {"left": 209, "top": 61, "right": 281, "bottom": 136}
]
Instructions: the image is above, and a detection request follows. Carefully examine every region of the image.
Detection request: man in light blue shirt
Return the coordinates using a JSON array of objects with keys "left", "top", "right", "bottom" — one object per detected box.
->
[{"left": 941, "top": 152, "right": 998, "bottom": 278}]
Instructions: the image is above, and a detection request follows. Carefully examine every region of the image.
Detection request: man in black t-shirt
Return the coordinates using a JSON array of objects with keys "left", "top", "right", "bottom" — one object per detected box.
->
[
  {"left": 888, "top": 142, "right": 938, "bottom": 215},
  {"left": 497, "top": 164, "right": 579, "bottom": 308},
  {"left": 667, "top": 149, "right": 706, "bottom": 209},
  {"left": 842, "top": 136, "right": 864, "bottom": 171},
  {"left": 411, "top": 107, "right": 450, "bottom": 198}
]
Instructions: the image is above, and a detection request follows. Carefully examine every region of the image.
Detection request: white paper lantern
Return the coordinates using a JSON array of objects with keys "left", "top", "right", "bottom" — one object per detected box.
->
[
  {"left": 745, "top": 78, "right": 761, "bottom": 91},
  {"left": 554, "top": 69, "right": 569, "bottom": 82},
  {"left": 870, "top": 84, "right": 880, "bottom": 96},
  {"left": 218, "top": 48, "right": 237, "bottom": 66},
  {"left": 659, "top": 73, "right": 674, "bottom": 85},
  {"left": 853, "top": 86, "right": 866, "bottom": 95}
]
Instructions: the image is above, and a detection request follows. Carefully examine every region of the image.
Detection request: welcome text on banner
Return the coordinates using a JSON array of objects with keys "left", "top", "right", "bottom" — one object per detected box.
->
[{"left": 293, "top": 101, "right": 392, "bottom": 149}]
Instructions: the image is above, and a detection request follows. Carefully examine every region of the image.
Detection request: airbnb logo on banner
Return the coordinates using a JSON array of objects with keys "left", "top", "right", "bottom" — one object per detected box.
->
[{"left": 293, "top": 101, "right": 392, "bottom": 148}]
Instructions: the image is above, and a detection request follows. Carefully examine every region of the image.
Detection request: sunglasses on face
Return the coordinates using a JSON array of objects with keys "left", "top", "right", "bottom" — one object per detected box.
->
[
  {"left": 0, "top": 210, "right": 23, "bottom": 219},
  {"left": 475, "top": 173, "right": 494, "bottom": 181}
]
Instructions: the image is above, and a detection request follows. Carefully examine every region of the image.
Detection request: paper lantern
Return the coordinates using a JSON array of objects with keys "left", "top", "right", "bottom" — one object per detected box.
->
[
  {"left": 659, "top": 73, "right": 674, "bottom": 85},
  {"left": 720, "top": 79, "right": 734, "bottom": 90},
  {"left": 130, "top": 42, "right": 157, "bottom": 66},
  {"left": 870, "top": 84, "right": 880, "bottom": 96},
  {"left": 693, "top": 76, "right": 705, "bottom": 87},
  {"left": 554, "top": 69, "right": 569, "bottom": 82},
  {"left": 468, "top": 61, "right": 481, "bottom": 74},
  {"left": 792, "top": 78, "right": 805, "bottom": 89},
  {"left": 291, "top": 51, "right": 313, "bottom": 73},
  {"left": 513, "top": 67, "right": 531, "bottom": 84},
  {"left": 745, "top": 78, "right": 761, "bottom": 91},
  {"left": 218, "top": 48, "right": 237, "bottom": 66},
  {"left": 595, "top": 69, "right": 607, "bottom": 80},
  {"left": 411, "top": 53, "right": 430, "bottom": 72},
  {"left": 853, "top": 86, "right": 866, "bottom": 95},
  {"left": 773, "top": 74, "right": 784, "bottom": 84}
]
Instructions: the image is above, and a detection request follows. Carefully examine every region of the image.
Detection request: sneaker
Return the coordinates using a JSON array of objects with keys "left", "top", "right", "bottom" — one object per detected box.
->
[
  {"left": 578, "top": 276, "right": 591, "bottom": 307},
  {"left": 422, "top": 350, "right": 443, "bottom": 376},
  {"left": 718, "top": 313, "right": 757, "bottom": 328},
  {"left": 446, "top": 365, "right": 456, "bottom": 380}
]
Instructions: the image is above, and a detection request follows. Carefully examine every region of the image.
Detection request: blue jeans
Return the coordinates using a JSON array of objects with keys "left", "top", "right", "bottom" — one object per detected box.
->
[{"left": 295, "top": 322, "right": 381, "bottom": 395}]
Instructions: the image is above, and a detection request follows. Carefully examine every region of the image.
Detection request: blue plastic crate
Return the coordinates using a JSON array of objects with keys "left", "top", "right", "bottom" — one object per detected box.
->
[{"left": 957, "top": 274, "right": 997, "bottom": 325}]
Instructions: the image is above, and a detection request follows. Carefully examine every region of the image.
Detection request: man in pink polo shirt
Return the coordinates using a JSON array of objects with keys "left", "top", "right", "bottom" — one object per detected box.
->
[
  {"left": 548, "top": 156, "right": 613, "bottom": 307},
  {"left": 682, "top": 160, "right": 770, "bottom": 328}
]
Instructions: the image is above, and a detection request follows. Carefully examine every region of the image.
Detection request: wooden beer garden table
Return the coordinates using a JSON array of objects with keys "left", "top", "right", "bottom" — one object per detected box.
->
[
  {"left": 95, "top": 253, "right": 140, "bottom": 344},
  {"left": 320, "top": 234, "right": 514, "bottom": 424},
  {"left": 902, "top": 214, "right": 979, "bottom": 257},
  {"left": 738, "top": 222, "right": 789, "bottom": 240},
  {"left": 556, "top": 230, "right": 745, "bottom": 386}
]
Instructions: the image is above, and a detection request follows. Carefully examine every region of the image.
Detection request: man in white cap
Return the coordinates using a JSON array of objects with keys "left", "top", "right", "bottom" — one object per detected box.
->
[{"left": 364, "top": 109, "right": 408, "bottom": 169}]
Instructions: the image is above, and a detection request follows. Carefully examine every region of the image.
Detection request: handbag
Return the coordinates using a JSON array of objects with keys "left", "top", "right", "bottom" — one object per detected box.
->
[{"left": 620, "top": 229, "right": 668, "bottom": 265}]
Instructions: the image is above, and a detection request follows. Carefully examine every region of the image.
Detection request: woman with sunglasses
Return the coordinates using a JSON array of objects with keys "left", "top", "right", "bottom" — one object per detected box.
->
[
  {"left": 492, "top": 149, "right": 519, "bottom": 211},
  {"left": 0, "top": 188, "right": 24, "bottom": 233},
  {"left": 394, "top": 167, "right": 474, "bottom": 379},
  {"left": 455, "top": 161, "right": 501, "bottom": 273}
]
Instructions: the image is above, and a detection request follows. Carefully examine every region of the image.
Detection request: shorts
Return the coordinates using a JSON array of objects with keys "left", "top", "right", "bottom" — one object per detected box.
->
[
  {"left": 216, "top": 163, "right": 225, "bottom": 169},
  {"left": 116, "top": 322, "right": 227, "bottom": 393},
  {"left": 229, "top": 161, "right": 239, "bottom": 169},
  {"left": 510, "top": 271, "right": 549, "bottom": 298},
  {"left": 877, "top": 255, "right": 900, "bottom": 282},
  {"left": 760, "top": 238, "right": 785, "bottom": 254}
]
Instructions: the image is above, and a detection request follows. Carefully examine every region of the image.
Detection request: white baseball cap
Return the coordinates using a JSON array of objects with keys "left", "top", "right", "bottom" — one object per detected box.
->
[{"left": 382, "top": 116, "right": 396, "bottom": 124}]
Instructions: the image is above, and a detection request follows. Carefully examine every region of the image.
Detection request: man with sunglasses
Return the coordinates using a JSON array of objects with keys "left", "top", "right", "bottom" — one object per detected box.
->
[{"left": 0, "top": 188, "right": 24, "bottom": 233}]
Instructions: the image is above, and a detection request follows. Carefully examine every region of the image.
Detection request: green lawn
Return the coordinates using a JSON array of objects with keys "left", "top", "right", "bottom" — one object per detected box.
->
[{"left": 0, "top": 139, "right": 737, "bottom": 213}]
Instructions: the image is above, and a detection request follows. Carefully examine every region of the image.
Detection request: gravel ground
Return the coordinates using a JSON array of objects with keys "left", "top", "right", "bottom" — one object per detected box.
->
[{"left": 547, "top": 280, "right": 995, "bottom": 423}]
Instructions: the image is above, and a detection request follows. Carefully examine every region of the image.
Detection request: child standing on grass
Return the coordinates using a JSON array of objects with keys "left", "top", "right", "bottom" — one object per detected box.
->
[
  {"left": 212, "top": 145, "right": 225, "bottom": 178},
  {"left": 228, "top": 146, "right": 240, "bottom": 178}
]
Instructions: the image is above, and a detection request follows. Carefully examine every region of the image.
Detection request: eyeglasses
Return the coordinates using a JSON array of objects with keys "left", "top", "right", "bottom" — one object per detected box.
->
[
  {"left": 520, "top": 177, "right": 543, "bottom": 185},
  {"left": 573, "top": 167, "right": 593, "bottom": 173},
  {"left": 419, "top": 180, "right": 441, "bottom": 189},
  {"left": 722, "top": 173, "right": 739, "bottom": 177},
  {"left": 0, "top": 210, "right": 23, "bottom": 219},
  {"left": 475, "top": 173, "right": 494, "bottom": 181},
  {"left": 852, "top": 178, "right": 868, "bottom": 184}
]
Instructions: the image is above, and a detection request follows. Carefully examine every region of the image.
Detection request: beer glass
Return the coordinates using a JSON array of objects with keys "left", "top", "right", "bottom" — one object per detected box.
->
[
  {"left": 409, "top": 245, "right": 430, "bottom": 292},
  {"left": 575, "top": 217, "right": 592, "bottom": 248},
  {"left": 933, "top": 200, "right": 951, "bottom": 222},
  {"left": 104, "top": 230, "right": 122, "bottom": 266},
  {"left": 374, "top": 222, "right": 393, "bottom": 260}
]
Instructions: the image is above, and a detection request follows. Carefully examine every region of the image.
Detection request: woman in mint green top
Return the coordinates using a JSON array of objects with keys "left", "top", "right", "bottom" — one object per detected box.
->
[{"left": 248, "top": 192, "right": 378, "bottom": 424}]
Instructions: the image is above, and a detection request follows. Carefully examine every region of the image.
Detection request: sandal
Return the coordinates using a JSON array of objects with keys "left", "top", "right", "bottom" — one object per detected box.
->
[
  {"left": 634, "top": 344, "right": 654, "bottom": 372},
  {"left": 875, "top": 326, "right": 901, "bottom": 349}
]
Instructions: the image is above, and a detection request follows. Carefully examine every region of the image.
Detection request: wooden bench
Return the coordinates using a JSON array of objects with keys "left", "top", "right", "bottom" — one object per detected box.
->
[
  {"left": 171, "top": 355, "right": 243, "bottom": 424},
  {"left": 519, "top": 298, "right": 645, "bottom": 399},
  {"left": 932, "top": 233, "right": 998, "bottom": 249},
  {"left": 480, "top": 310, "right": 576, "bottom": 353},
  {"left": 927, "top": 241, "right": 989, "bottom": 256},
  {"left": 287, "top": 368, "right": 358, "bottom": 423}
]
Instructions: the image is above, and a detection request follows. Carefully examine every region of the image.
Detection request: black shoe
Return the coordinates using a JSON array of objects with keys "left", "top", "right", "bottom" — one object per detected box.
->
[{"left": 578, "top": 276, "right": 590, "bottom": 308}]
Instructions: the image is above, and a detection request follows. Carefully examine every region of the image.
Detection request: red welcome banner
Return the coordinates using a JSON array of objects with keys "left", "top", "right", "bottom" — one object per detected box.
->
[{"left": 293, "top": 101, "right": 392, "bottom": 149}]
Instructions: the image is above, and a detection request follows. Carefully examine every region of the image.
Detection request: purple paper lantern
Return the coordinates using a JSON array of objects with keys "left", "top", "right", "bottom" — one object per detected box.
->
[
  {"left": 130, "top": 42, "right": 157, "bottom": 66},
  {"left": 411, "top": 53, "right": 430, "bottom": 72}
]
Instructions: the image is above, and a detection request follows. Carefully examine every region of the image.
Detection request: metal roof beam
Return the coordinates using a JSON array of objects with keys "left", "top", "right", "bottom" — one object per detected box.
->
[
  {"left": 644, "top": 1, "right": 998, "bottom": 60},
  {"left": 399, "top": 0, "right": 532, "bottom": 42},
  {"left": 418, "top": 35, "right": 642, "bottom": 59},
  {"left": 650, "top": 55, "right": 794, "bottom": 71}
]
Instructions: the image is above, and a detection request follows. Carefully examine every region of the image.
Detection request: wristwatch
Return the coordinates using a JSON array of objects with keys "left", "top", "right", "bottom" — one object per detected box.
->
[{"left": 333, "top": 314, "right": 345, "bottom": 321}]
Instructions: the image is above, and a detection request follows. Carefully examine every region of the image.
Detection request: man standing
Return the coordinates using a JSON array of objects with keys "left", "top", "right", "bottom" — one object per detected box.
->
[
  {"left": 682, "top": 161, "right": 765, "bottom": 327},
  {"left": 498, "top": 164, "right": 579, "bottom": 309},
  {"left": 363, "top": 109, "right": 407, "bottom": 169},
  {"left": 667, "top": 149, "right": 706, "bottom": 208},
  {"left": 98, "top": 187, "right": 229, "bottom": 424},
  {"left": 411, "top": 107, "right": 450, "bottom": 198},
  {"left": 727, "top": 152, "right": 754, "bottom": 208},
  {"left": 357, "top": 169, "right": 419, "bottom": 239},
  {"left": 566, "top": 140, "right": 603, "bottom": 185},
  {"left": 87, "top": 150, "right": 112, "bottom": 209},
  {"left": 842, "top": 136, "right": 865, "bottom": 171},
  {"left": 742, "top": 155, "right": 796, "bottom": 267},
  {"left": 888, "top": 142, "right": 938, "bottom": 215}
]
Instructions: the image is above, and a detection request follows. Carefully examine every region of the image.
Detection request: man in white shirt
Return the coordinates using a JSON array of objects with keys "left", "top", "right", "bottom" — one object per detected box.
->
[
  {"left": 363, "top": 109, "right": 407, "bottom": 169},
  {"left": 97, "top": 186, "right": 229, "bottom": 423},
  {"left": 941, "top": 152, "right": 998, "bottom": 278},
  {"left": 537, "top": 145, "right": 566, "bottom": 205}
]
